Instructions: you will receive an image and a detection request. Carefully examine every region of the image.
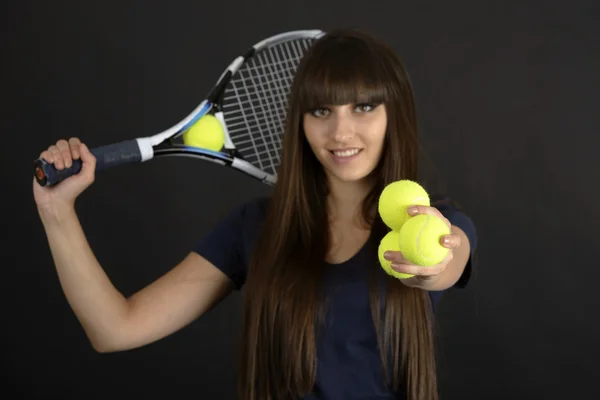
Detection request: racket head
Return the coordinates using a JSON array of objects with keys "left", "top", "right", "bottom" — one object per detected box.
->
[{"left": 161, "top": 30, "right": 325, "bottom": 185}]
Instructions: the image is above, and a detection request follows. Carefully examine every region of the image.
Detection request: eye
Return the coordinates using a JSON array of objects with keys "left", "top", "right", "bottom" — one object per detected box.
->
[
  {"left": 354, "top": 103, "right": 378, "bottom": 113},
  {"left": 309, "top": 107, "right": 330, "bottom": 117}
]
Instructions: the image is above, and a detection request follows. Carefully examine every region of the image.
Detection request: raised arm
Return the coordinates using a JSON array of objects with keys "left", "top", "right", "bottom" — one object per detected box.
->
[{"left": 35, "top": 138, "right": 234, "bottom": 352}]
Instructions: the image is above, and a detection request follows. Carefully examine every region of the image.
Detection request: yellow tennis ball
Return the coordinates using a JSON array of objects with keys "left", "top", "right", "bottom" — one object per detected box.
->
[
  {"left": 397, "top": 214, "right": 450, "bottom": 267},
  {"left": 378, "top": 180, "right": 430, "bottom": 231},
  {"left": 182, "top": 114, "right": 225, "bottom": 152},
  {"left": 378, "top": 230, "right": 414, "bottom": 280}
]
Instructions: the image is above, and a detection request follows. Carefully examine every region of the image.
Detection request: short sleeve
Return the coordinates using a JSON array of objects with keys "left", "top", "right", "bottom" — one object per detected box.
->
[
  {"left": 192, "top": 197, "right": 268, "bottom": 290},
  {"left": 432, "top": 194, "right": 478, "bottom": 288}
]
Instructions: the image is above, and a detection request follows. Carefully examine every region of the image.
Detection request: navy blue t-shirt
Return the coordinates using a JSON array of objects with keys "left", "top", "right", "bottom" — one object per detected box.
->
[{"left": 194, "top": 195, "right": 478, "bottom": 400}]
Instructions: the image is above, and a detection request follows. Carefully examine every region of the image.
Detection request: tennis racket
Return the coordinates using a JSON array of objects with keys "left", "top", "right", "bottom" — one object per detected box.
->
[{"left": 33, "top": 29, "right": 324, "bottom": 187}]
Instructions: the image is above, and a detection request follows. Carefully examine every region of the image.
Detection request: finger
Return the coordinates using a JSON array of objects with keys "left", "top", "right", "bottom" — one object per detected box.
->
[
  {"left": 39, "top": 150, "right": 52, "bottom": 163},
  {"left": 407, "top": 205, "right": 451, "bottom": 227},
  {"left": 441, "top": 234, "right": 461, "bottom": 249},
  {"left": 383, "top": 250, "right": 405, "bottom": 264},
  {"left": 79, "top": 143, "right": 96, "bottom": 173},
  {"left": 48, "top": 145, "right": 63, "bottom": 169},
  {"left": 407, "top": 204, "right": 440, "bottom": 216},
  {"left": 79, "top": 143, "right": 95, "bottom": 162},
  {"left": 68, "top": 137, "right": 82, "bottom": 160},
  {"left": 56, "top": 139, "right": 72, "bottom": 168},
  {"left": 391, "top": 262, "right": 445, "bottom": 277},
  {"left": 407, "top": 205, "right": 423, "bottom": 216}
]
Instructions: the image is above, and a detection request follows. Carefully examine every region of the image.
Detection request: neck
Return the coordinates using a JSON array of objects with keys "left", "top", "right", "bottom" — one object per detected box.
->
[{"left": 326, "top": 176, "right": 374, "bottom": 225}]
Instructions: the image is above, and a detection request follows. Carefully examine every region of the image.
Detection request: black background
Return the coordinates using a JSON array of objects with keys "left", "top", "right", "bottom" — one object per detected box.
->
[{"left": 3, "top": 0, "right": 599, "bottom": 399}]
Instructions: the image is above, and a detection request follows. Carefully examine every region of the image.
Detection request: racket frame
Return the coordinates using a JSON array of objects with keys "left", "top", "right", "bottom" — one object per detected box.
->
[{"left": 33, "top": 29, "right": 324, "bottom": 187}]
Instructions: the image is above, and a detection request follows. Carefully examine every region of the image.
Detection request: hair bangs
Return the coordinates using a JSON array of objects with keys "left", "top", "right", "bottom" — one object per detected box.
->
[{"left": 297, "top": 37, "right": 394, "bottom": 113}]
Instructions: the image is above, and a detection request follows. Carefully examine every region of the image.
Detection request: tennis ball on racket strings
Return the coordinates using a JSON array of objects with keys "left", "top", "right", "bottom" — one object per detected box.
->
[
  {"left": 378, "top": 180, "right": 430, "bottom": 231},
  {"left": 182, "top": 114, "right": 225, "bottom": 152},
  {"left": 378, "top": 230, "right": 414, "bottom": 280},
  {"left": 397, "top": 214, "right": 450, "bottom": 267}
]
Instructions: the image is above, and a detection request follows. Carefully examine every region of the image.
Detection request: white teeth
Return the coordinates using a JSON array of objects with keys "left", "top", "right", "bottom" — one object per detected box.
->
[{"left": 333, "top": 149, "right": 360, "bottom": 157}]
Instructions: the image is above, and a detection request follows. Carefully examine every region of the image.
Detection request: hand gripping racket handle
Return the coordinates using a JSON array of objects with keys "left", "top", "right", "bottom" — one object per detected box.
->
[{"left": 33, "top": 139, "right": 143, "bottom": 187}]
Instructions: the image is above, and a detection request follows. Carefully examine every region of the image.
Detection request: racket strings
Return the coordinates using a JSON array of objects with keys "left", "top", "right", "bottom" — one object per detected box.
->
[
  {"left": 222, "top": 62, "right": 299, "bottom": 90},
  {"left": 225, "top": 113, "right": 287, "bottom": 133},
  {"left": 228, "top": 56, "right": 297, "bottom": 169},
  {"left": 222, "top": 38, "right": 316, "bottom": 175}
]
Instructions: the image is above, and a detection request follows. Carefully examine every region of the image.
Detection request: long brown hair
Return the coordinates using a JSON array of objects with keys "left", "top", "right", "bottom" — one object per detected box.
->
[{"left": 238, "top": 28, "right": 438, "bottom": 400}]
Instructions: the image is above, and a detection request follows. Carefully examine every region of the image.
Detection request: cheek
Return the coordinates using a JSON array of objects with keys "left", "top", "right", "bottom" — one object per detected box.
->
[
  {"left": 303, "top": 118, "right": 326, "bottom": 149},
  {"left": 365, "top": 120, "right": 387, "bottom": 151}
]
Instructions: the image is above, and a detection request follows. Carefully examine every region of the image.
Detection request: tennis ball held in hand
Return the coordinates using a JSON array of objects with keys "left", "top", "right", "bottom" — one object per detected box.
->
[
  {"left": 378, "top": 230, "right": 414, "bottom": 279},
  {"left": 378, "top": 180, "right": 430, "bottom": 231},
  {"left": 182, "top": 114, "right": 225, "bottom": 152},
  {"left": 397, "top": 214, "right": 450, "bottom": 267}
]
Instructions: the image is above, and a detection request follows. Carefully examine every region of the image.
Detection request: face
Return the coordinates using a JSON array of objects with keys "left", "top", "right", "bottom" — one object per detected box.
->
[{"left": 303, "top": 102, "right": 387, "bottom": 184}]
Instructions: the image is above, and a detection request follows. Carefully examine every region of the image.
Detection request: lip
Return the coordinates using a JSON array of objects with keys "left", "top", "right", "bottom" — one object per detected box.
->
[
  {"left": 329, "top": 148, "right": 363, "bottom": 163},
  {"left": 328, "top": 147, "right": 362, "bottom": 152}
]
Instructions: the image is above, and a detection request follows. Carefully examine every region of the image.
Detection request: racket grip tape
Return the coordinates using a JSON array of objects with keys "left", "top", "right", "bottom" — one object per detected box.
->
[{"left": 33, "top": 139, "right": 143, "bottom": 187}]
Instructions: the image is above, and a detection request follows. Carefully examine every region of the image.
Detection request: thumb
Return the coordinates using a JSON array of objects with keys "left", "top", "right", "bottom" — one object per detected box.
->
[
  {"left": 79, "top": 143, "right": 96, "bottom": 167},
  {"left": 79, "top": 143, "right": 97, "bottom": 177}
]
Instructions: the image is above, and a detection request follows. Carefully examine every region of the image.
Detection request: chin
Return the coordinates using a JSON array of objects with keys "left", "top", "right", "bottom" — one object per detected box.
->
[{"left": 325, "top": 166, "right": 375, "bottom": 184}]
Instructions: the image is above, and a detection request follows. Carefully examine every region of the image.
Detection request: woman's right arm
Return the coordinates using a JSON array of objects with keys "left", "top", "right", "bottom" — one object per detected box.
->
[{"left": 35, "top": 138, "right": 234, "bottom": 353}]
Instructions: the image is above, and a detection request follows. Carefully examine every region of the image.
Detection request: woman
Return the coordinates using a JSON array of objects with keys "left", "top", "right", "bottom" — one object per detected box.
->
[{"left": 33, "top": 29, "right": 477, "bottom": 400}]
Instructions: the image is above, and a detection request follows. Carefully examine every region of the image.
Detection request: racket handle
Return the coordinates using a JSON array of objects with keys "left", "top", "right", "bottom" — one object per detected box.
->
[{"left": 33, "top": 139, "right": 143, "bottom": 187}]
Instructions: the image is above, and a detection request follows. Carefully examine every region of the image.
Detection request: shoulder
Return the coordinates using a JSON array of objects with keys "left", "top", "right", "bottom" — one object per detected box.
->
[
  {"left": 214, "top": 195, "right": 272, "bottom": 242},
  {"left": 192, "top": 195, "right": 272, "bottom": 290},
  {"left": 224, "top": 196, "right": 271, "bottom": 237},
  {"left": 237, "top": 195, "right": 271, "bottom": 221},
  {"left": 228, "top": 194, "right": 272, "bottom": 245}
]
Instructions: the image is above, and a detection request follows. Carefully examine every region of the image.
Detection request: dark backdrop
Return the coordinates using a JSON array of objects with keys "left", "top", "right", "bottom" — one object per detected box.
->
[{"left": 2, "top": 0, "right": 599, "bottom": 399}]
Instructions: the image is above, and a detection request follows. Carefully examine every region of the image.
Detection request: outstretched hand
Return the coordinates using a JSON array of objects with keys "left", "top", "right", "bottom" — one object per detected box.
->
[{"left": 383, "top": 205, "right": 462, "bottom": 289}]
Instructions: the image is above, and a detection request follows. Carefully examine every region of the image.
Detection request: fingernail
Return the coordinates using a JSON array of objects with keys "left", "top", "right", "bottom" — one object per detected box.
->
[
  {"left": 407, "top": 206, "right": 419, "bottom": 215},
  {"left": 442, "top": 236, "right": 451, "bottom": 245},
  {"left": 384, "top": 252, "right": 392, "bottom": 260}
]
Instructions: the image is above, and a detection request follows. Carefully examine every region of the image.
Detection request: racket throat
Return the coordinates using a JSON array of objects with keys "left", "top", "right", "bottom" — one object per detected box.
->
[{"left": 213, "top": 111, "right": 236, "bottom": 150}]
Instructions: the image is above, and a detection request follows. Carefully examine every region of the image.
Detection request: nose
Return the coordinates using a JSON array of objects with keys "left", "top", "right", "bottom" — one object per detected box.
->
[{"left": 330, "top": 111, "right": 354, "bottom": 143}]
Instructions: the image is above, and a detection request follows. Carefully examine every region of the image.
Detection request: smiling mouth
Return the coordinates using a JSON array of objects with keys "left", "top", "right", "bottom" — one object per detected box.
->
[{"left": 330, "top": 148, "right": 362, "bottom": 157}]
